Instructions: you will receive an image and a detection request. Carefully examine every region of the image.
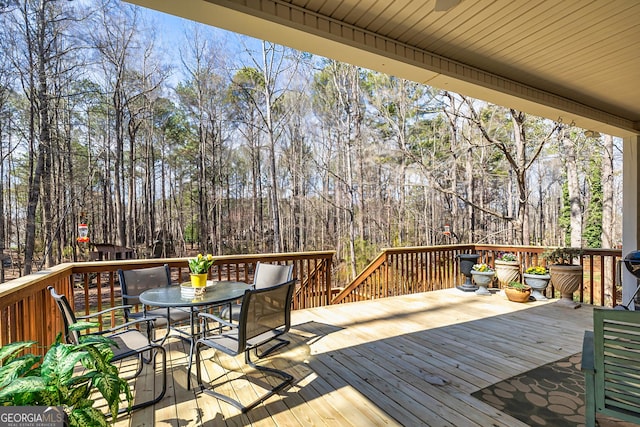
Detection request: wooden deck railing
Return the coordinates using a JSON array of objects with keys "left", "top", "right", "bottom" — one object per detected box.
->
[
  {"left": 0, "top": 245, "right": 624, "bottom": 353},
  {"left": 0, "top": 251, "right": 334, "bottom": 354},
  {"left": 0, "top": 263, "right": 75, "bottom": 355},
  {"left": 334, "top": 244, "right": 623, "bottom": 307},
  {"left": 332, "top": 245, "right": 476, "bottom": 304}
]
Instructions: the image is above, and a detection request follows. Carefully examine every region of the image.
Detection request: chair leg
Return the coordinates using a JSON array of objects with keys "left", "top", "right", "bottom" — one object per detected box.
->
[
  {"left": 584, "top": 370, "right": 596, "bottom": 427},
  {"left": 142, "top": 319, "right": 169, "bottom": 363},
  {"left": 225, "top": 302, "right": 233, "bottom": 323},
  {"left": 123, "top": 344, "right": 167, "bottom": 414},
  {"left": 119, "top": 353, "right": 146, "bottom": 381},
  {"left": 109, "top": 344, "right": 167, "bottom": 418},
  {"left": 152, "top": 326, "right": 171, "bottom": 346},
  {"left": 195, "top": 341, "right": 204, "bottom": 389},
  {"left": 153, "top": 309, "right": 173, "bottom": 345},
  {"left": 254, "top": 337, "right": 290, "bottom": 359},
  {"left": 242, "top": 350, "right": 293, "bottom": 413},
  {"left": 196, "top": 345, "right": 293, "bottom": 413}
]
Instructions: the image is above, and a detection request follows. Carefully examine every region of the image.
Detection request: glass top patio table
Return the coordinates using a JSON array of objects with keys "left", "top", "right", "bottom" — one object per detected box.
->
[
  {"left": 139, "top": 280, "right": 250, "bottom": 308},
  {"left": 139, "top": 280, "right": 251, "bottom": 389}
]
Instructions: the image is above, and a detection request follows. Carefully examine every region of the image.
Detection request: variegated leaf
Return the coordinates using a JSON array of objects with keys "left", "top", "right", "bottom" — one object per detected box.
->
[
  {"left": 70, "top": 406, "right": 109, "bottom": 427},
  {"left": 0, "top": 341, "right": 36, "bottom": 365},
  {"left": 93, "top": 373, "right": 121, "bottom": 406},
  {"left": 0, "top": 376, "right": 46, "bottom": 399},
  {"left": 0, "top": 355, "right": 39, "bottom": 389}
]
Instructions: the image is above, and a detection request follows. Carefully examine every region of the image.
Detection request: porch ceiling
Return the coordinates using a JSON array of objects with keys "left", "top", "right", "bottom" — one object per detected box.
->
[{"left": 128, "top": 0, "right": 640, "bottom": 137}]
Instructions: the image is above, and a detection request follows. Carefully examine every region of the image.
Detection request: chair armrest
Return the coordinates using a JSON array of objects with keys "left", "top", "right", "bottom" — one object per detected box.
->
[
  {"left": 88, "top": 318, "right": 155, "bottom": 336},
  {"left": 121, "top": 293, "right": 140, "bottom": 303},
  {"left": 76, "top": 305, "right": 134, "bottom": 320},
  {"left": 198, "top": 312, "right": 235, "bottom": 329},
  {"left": 581, "top": 330, "right": 595, "bottom": 372}
]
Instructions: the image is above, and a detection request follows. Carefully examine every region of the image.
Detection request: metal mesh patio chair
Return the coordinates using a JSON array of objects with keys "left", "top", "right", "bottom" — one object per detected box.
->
[
  {"left": 195, "top": 278, "right": 296, "bottom": 413},
  {"left": 48, "top": 286, "right": 167, "bottom": 413},
  {"left": 220, "top": 262, "right": 294, "bottom": 357},
  {"left": 222, "top": 262, "right": 293, "bottom": 321},
  {"left": 118, "top": 264, "right": 190, "bottom": 342}
]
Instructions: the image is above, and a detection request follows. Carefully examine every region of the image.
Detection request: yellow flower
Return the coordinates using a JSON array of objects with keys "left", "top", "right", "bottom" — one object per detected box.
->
[
  {"left": 472, "top": 263, "right": 494, "bottom": 272},
  {"left": 525, "top": 266, "right": 548, "bottom": 275},
  {"left": 189, "top": 253, "right": 215, "bottom": 274}
]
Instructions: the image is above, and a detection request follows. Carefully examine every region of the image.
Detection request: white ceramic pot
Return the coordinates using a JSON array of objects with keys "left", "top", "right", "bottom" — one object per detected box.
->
[
  {"left": 523, "top": 273, "right": 551, "bottom": 300},
  {"left": 470, "top": 270, "right": 494, "bottom": 295}
]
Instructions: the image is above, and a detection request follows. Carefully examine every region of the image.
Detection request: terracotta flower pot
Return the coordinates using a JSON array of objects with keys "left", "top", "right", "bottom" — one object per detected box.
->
[{"left": 505, "top": 286, "right": 531, "bottom": 303}]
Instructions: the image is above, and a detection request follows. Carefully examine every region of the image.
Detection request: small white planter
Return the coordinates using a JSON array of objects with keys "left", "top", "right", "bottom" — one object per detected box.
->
[
  {"left": 523, "top": 273, "right": 551, "bottom": 300},
  {"left": 470, "top": 270, "right": 495, "bottom": 295}
]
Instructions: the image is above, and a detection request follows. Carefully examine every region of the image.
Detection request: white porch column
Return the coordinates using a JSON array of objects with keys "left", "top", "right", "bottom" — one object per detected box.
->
[{"left": 623, "top": 135, "right": 640, "bottom": 307}]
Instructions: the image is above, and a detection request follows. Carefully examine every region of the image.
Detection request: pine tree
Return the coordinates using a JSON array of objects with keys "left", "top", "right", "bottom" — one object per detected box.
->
[
  {"left": 584, "top": 155, "right": 603, "bottom": 248},
  {"left": 559, "top": 180, "right": 571, "bottom": 246}
]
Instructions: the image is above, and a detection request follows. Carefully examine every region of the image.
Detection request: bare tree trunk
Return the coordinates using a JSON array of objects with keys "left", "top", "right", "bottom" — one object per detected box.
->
[
  {"left": 464, "top": 147, "right": 473, "bottom": 242},
  {"left": 24, "top": 0, "right": 55, "bottom": 274},
  {"left": 346, "top": 135, "right": 357, "bottom": 279},
  {"left": 442, "top": 94, "right": 461, "bottom": 241},
  {"left": 92, "top": 0, "right": 144, "bottom": 248},
  {"left": 561, "top": 129, "right": 583, "bottom": 247},
  {"left": 113, "top": 77, "right": 126, "bottom": 247},
  {"left": 252, "top": 131, "right": 262, "bottom": 253},
  {"left": 0, "top": 129, "right": 5, "bottom": 280},
  {"left": 511, "top": 111, "right": 529, "bottom": 245},
  {"left": 144, "top": 118, "right": 155, "bottom": 252},
  {"left": 160, "top": 134, "right": 168, "bottom": 257},
  {"left": 127, "top": 122, "right": 136, "bottom": 248},
  {"left": 260, "top": 42, "right": 282, "bottom": 253},
  {"left": 601, "top": 134, "right": 614, "bottom": 248}
]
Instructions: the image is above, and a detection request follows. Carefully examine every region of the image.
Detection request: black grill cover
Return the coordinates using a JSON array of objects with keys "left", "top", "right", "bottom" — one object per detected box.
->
[{"left": 624, "top": 251, "right": 640, "bottom": 279}]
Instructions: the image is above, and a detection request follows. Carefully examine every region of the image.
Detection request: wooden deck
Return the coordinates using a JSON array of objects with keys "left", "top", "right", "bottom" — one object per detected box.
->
[{"left": 112, "top": 288, "right": 595, "bottom": 426}]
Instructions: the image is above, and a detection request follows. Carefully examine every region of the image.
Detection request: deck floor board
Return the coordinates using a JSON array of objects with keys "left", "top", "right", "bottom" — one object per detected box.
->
[{"left": 112, "top": 288, "right": 593, "bottom": 426}]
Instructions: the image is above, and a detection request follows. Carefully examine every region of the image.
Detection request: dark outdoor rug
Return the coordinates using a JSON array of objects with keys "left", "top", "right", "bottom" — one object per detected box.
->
[{"left": 471, "top": 353, "right": 636, "bottom": 427}]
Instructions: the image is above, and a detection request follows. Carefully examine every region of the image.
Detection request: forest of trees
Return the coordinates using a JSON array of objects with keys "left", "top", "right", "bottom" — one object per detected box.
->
[{"left": 0, "top": 0, "right": 622, "bottom": 281}]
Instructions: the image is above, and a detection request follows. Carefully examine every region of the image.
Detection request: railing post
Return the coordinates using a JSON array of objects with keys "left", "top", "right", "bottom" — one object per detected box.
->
[
  {"left": 325, "top": 256, "right": 331, "bottom": 306},
  {"left": 384, "top": 251, "right": 389, "bottom": 298}
]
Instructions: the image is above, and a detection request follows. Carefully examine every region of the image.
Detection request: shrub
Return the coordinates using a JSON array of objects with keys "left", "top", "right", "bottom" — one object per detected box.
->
[
  {"left": 507, "top": 281, "right": 530, "bottom": 291},
  {"left": 0, "top": 328, "right": 132, "bottom": 425},
  {"left": 543, "top": 247, "right": 583, "bottom": 265}
]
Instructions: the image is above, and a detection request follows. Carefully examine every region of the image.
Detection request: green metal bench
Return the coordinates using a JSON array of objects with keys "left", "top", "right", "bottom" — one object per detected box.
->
[{"left": 582, "top": 308, "right": 640, "bottom": 427}]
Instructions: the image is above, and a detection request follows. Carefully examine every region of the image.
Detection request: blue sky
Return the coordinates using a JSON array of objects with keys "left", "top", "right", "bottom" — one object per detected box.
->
[{"left": 139, "top": 6, "right": 269, "bottom": 88}]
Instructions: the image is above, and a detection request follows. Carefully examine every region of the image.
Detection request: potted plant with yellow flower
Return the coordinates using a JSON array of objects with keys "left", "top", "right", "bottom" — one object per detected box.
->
[
  {"left": 523, "top": 265, "right": 551, "bottom": 300},
  {"left": 470, "top": 263, "right": 495, "bottom": 295},
  {"left": 188, "top": 253, "right": 214, "bottom": 288}
]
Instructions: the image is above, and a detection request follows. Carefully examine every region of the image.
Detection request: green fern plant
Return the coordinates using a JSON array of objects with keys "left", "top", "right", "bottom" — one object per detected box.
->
[
  {"left": 507, "top": 281, "right": 530, "bottom": 291},
  {"left": 0, "top": 324, "right": 132, "bottom": 426}
]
